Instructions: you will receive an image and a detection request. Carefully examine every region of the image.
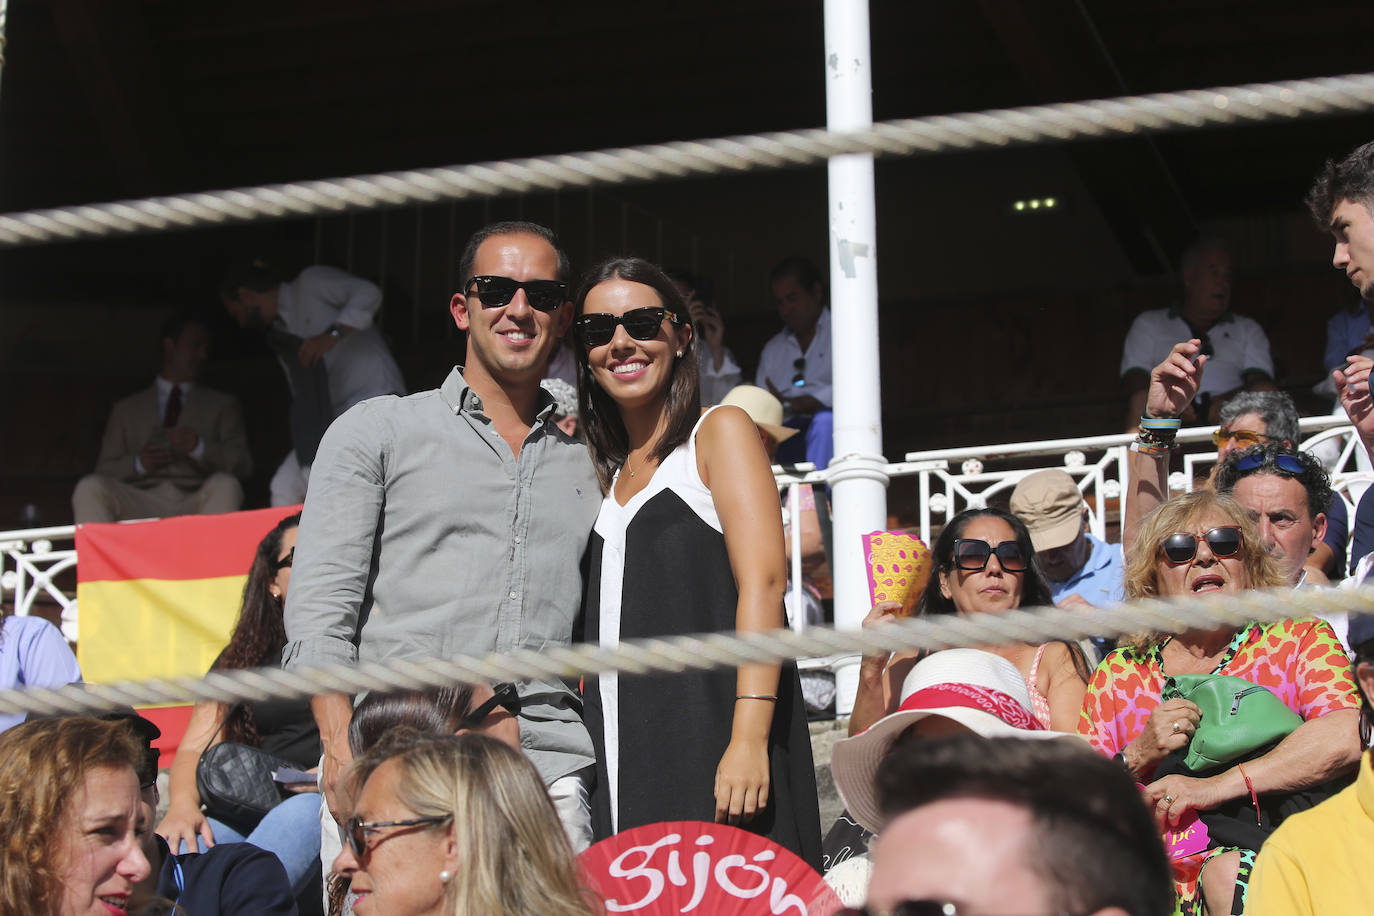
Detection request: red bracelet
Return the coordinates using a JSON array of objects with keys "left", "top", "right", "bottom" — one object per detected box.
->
[{"left": 1237, "top": 763, "right": 1261, "bottom": 826}]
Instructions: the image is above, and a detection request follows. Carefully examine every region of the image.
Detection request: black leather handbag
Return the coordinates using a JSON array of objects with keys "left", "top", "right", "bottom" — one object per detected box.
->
[{"left": 195, "top": 705, "right": 293, "bottom": 832}]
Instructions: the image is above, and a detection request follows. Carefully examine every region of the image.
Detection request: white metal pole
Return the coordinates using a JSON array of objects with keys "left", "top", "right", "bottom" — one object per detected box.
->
[{"left": 823, "top": 0, "right": 888, "bottom": 715}]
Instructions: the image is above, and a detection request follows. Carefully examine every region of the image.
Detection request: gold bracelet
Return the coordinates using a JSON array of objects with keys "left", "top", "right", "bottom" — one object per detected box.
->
[{"left": 735, "top": 694, "right": 778, "bottom": 702}]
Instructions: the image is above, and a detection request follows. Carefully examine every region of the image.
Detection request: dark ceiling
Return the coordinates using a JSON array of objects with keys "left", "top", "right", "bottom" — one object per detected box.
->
[{"left": 2, "top": 0, "right": 1374, "bottom": 296}]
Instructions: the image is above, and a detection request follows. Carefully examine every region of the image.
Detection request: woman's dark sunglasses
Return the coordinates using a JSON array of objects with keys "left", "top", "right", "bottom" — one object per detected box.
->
[
  {"left": 272, "top": 547, "right": 294, "bottom": 571},
  {"left": 951, "top": 539, "right": 1028, "bottom": 572},
  {"left": 466, "top": 275, "right": 568, "bottom": 312},
  {"left": 574, "top": 306, "right": 683, "bottom": 349},
  {"left": 457, "top": 681, "right": 521, "bottom": 730},
  {"left": 1158, "top": 525, "right": 1243, "bottom": 564},
  {"left": 345, "top": 814, "right": 452, "bottom": 858}
]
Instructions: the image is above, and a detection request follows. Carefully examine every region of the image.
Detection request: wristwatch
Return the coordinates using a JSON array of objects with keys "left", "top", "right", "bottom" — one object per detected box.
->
[{"left": 326, "top": 324, "right": 342, "bottom": 338}]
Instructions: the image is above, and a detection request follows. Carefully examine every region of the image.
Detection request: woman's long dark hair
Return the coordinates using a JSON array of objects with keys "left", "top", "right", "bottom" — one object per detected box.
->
[
  {"left": 214, "top": 512, "right": 300, "bottom": 745},
  {"left": 347, "top": 685, "right": 477, "bottom": 757},
  {"left": 915, "top": 507, "right": 1055, "bottom": 616},
  {"left": 916, "top": 507, "right": 1090, "bottom": 682},
  {"left": 573, "top": 257, "right": 701, "bottom": 493}
]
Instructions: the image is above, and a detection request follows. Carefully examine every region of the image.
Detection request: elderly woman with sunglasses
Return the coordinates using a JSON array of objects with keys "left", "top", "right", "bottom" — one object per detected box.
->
[
  {"left": 156, "top": 512, "right": 324, "bottom": 901},
  {"left": 1079, "top": 488, "right": 1361, "bottom": 916},
  {"left": 571, "top": 256, "right": 821, "bottom": 867},
  {"left": 849, "top": 507, "right": 1092, "bottom": 738},
  {"left": 332, "top": 729, "right": 601, "bottom": 916}
]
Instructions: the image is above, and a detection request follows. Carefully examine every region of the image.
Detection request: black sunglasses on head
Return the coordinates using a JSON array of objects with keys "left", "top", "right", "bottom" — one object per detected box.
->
[
  {"left": 1158, "top": 525, "right": 1243, "bottom": 564},
  {"left": 466, "top": 275, "right": 568, "bottom": 312},
  {"left": 574, "top": 306, "right": 682, "bottom": 349},
  {"left": 951, "top": 539, "right": 1028, "bottom": 572},
  {"left": 457, "top": 681, "right": 522, "bottom": 730},
  {"left": 345, "top": 814, "right": 453, "bottom": 859}
]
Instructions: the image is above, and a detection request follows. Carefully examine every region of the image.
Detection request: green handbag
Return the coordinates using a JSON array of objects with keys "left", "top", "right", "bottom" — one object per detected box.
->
[{"left": 1160, "top": 674, "right": 1303, "bottom": 772}]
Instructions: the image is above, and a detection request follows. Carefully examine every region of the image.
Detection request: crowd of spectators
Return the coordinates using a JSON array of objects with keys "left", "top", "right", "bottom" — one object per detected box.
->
[{"left": 12, "top": 141, "right": 1374, "bottom": 915}]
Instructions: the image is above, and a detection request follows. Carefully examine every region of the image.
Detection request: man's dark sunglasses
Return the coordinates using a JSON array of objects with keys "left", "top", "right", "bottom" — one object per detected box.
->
[
  {"left": 574, "top": 306, "right": 682, "bottom": 349},
  {"left": 837, "top": 902, "right": 963, "bottom": 916},
  {"left": 466, "top": 275, "right": 568, "bottom": 312},
  {"left": 345, "top": 814, "right": 453, "bottom": 858},
  {"left": 273, "top": 547, "right": 294, "bottom": 571},
  {"left": 1158, "top": 525, "right": 1243, "bottom": 564},
  {"left": 951, "top": 539, "right": 1028, "bottom": 572},
  {"left": 1234, "top": 452, "right": 1306, "bottom": 476},
  {"left": 457, "top": 682, "right": 521, "bottom": 730}
]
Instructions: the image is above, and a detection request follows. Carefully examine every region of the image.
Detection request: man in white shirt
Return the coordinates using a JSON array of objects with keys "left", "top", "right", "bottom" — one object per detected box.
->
[
  {"left": 73, "top": 313, "right": 252, "bottom": 522},
  {"left": 755, "top": 257, "right": 833, "bottom": 468},
  {"left": 1119, "top": 239, "right": 1275, "bottom": 429},
  {"left": 220, "top": 260, "right": 406, "bottom": 505}
]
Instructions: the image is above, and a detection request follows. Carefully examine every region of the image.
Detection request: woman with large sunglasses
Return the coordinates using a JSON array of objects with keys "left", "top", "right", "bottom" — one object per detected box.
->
[
  {"left": 571, "top": 256, "right": 822, "bottom": 867},
  {"left": 156, "top": 512, "right": 324, "bottom": 902},
  {"left": 848, "top": 507, "right": 1092, "bottom": 737},
  {"left": 1079, "top": 488, "right": 1361, "bottom": 916},
  {"left": 332, "top": 729, "right": 601, "bottom": 916}
]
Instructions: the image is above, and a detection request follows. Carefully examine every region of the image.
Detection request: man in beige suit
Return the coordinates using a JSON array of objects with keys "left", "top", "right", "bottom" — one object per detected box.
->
[{"left": 72, "top": 313, "right": 253, "bottom": 523}]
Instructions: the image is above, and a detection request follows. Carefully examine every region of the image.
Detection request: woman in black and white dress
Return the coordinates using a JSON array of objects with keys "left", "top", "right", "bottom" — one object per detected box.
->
[{"left": 573, "top": 256, "right": 820, "bottom": 866}]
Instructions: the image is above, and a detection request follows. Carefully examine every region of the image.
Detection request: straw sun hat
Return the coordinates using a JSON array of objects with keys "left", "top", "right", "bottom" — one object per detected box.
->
[{"left": 831, "top": 648, "right": 1076, "bottom": 833}]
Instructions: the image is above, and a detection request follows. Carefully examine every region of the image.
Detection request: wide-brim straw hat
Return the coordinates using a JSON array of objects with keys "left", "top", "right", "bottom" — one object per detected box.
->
[{"left": 831, "top": 648, "right": 1074, "bottom": 833}]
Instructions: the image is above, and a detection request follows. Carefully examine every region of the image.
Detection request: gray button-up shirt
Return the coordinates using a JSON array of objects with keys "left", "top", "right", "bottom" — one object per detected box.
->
[{"left": 282, "top": 367, "right": 600, "bottom": 783}]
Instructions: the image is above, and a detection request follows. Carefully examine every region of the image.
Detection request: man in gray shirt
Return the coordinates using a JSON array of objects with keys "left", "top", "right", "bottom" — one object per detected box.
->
[{"left": 282, "top": 221, "right": 599, "bottom": 848}]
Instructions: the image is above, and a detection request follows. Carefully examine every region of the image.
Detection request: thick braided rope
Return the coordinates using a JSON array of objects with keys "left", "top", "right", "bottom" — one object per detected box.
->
[
  {"left": 1, "top": 72, "right": 1372, "bottom": 247},
  {"left": 2, "top": 585, "right": 1370, "bottom": 717}
]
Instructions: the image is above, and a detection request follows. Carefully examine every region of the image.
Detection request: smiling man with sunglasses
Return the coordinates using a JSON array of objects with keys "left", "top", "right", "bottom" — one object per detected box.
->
[{"left": 283, "top": 221, "right": 601, "bottom": 869}]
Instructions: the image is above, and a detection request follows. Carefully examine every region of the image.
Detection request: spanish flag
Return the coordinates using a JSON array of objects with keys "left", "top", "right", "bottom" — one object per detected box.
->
[{"left": 75, "top": 505, "right": 300, "bottom": 764}]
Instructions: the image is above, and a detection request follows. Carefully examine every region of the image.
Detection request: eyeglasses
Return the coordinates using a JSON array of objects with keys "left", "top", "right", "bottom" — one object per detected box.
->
[
  {"left": 345, "top": 814, "right": 453, "bottom": 858},
  {"left": 792, "top": 357, "right": 806, "bottom": 388},
  {"left": 951, "top": 539, "right": 1028, "bottom": 572},
  {"left": 272, "top": 547, "right": 294, "bottom": 571},
  {"left": 574, "top": 307, "right": 682, "bottom": 348},
  {"left": 1158, "top": 525, "right": 1243, "bottom": 564},
  {"left": 457, "top": 681, "right": 521, "bottom": 730},
  {"left": 465, "top": 275, "right": 568, "bottom": 312},
  {"left": 1233, "top": 452, "right": 1306, "bottom": 476},
  {"left": 1212, "top": 429, "right": 1271, "bottom": 449}
]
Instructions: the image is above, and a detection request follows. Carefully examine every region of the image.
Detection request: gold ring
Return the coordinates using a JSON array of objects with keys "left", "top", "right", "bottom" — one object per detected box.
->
[
  {"left": 1172, "top": 720, "right": 1182, "bottom": 734},
  {"left": 1163, "top": 795, "right": 1174, "bottom": 805}
]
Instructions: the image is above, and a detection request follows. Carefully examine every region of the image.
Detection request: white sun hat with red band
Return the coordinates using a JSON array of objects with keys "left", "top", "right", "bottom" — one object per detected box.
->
[{"left": 831, "top": 647, "right": 1076, "bottom": 833}]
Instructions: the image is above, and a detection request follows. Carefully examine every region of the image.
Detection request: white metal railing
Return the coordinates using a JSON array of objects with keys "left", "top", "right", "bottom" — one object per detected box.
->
[
  {"left": 1, "top": 524, "right": 78, "bottom": 642},
  {"left": 903, "top": 415, "right": 1368, "bottom": 547},
  {"left": 6, "top": 418, "right": 1367, "bottom": 652}
]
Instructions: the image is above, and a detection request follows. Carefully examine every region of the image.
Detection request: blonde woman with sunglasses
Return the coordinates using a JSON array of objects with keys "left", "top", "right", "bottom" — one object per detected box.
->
[
  {"left": 333, "top": 730, "right": 601, "bottom": 916},
  {"left": 1079, "top": 488, "right": 1361, "bottom": 916}
]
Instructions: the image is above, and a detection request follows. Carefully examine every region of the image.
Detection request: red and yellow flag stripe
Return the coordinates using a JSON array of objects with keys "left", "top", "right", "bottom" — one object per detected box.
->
[{"left": 75, "top": 505, "right": 301, "bottom": 765}]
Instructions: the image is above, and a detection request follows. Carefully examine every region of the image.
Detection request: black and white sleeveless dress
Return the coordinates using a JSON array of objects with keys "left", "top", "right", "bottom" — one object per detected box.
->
[{"left": 580, "top": 409, "right": 822, "bottom": 867}]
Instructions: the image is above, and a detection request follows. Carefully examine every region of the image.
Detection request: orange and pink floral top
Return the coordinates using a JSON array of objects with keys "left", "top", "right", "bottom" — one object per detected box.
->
[{"left": 1077, "top": 617, "right": 1359, "bottom": 767}]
